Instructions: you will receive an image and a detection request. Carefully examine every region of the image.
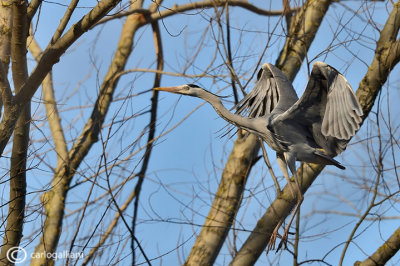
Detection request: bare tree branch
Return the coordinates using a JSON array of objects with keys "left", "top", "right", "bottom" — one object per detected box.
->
[
  {"left": 50, "top": 0, "right": 79, "bottom": 44},
  {"left": 131, "top": 14, "right": 164, "bottom": 266},
  {"left": 276, "top": 0, "right": 328, "bottom": 81},
  {"left": 15, "top": 0, "right": 121, "bottom": 104},
  {"left": 27, "top": 36, "right": 69, "bottom": 183},
  {"left": 27, "top": 0, "right": 42, "bottom": 22},
  {"left": 354, "top": 226, "right": 400, "bottom": 266},
  {"left": 82, "top": 189, "right": 136, "bottom": 265},
  {"left": 356, "top": 2, "right": 400, "bottom": 117},
  {"left": 96, "top": 0, "right": 300, "bottom": 26},
  {"left": 0, "top": 0, "right": 122, "bottom": 157}
]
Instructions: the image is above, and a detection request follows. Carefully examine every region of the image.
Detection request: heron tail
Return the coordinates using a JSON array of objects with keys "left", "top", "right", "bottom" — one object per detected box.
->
[{"left": 314, "top": 149, "right": 345, "bottom": 170}]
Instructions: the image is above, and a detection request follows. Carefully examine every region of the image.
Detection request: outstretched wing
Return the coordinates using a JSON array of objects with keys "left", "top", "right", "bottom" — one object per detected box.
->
[
  {"left": 273, "top": 61, "right": 363, "bottom": 154},
  {"left": 320, "top": 69, "right": 363, "bottom": 140},
  {"left": 235, "top": 63, "right": 298, "bottom": 118}
]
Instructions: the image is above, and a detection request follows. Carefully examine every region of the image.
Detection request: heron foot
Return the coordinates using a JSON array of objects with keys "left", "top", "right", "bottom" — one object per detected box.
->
[
  {"left": 276, "top": 224, "right": 292, "bottom": 251},
  {"left": 267, "top": 197, "right": 303, "bottom": 254},
  {"left": 267, "top": 220, "right": 282, "bottom": 253}
]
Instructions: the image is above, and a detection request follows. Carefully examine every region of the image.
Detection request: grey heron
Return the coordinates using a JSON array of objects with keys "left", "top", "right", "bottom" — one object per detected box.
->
[{"left": 154, "top": 61, "right": 363, "bottom": 250}]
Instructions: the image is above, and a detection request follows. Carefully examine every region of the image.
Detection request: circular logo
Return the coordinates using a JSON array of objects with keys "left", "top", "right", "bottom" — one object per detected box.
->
[{"left": 6, "top": 246, "right": 27, "bottom": 264}]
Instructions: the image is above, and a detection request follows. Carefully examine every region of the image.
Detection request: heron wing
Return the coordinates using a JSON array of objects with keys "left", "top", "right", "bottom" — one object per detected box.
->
[
  {"left": 320, "top": 72, "right": 363, "bottom": 139},
  {"left": 235, "top": 63, "right": 298, "bottom": 118},
  {"left": 273, "top": 62, "right": 363, "bottom": 154}
]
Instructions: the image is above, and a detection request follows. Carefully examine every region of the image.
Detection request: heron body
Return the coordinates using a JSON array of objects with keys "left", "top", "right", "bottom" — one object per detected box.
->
[
  {"left": 154, "top": 61, "right": 363, "bottom": 249},
  {"left": 154, "top": 60, "right": 363, "bottom": 184}
]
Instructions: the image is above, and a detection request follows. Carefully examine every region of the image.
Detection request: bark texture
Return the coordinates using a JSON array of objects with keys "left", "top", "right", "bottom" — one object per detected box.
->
[
  {"left": 0, "top": 0, "right": 12, "bottom": 116},
  {"left": 0, "top": 2, "right": 29, "bottom": 265},
  {"left": 0, "top": 0, "right": 12, "bottom": 68}
]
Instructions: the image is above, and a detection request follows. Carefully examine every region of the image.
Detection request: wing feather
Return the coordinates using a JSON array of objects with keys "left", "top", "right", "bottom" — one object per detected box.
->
[
  {"left": 341, "top": 89, "right": 354, "bottom": 137},
  {"left": 342, "top": 90, "right": 354, "bottom": 139},
  {"left": 322, "top": 65, "right": 362, "bottom": 140},
  {"left": 265, "top": 84, "right": 272, "bottom": 115},
  {"left": 272, "top": 61, "right": 363, "bottom": 155},
  {"left": 234, "top": 63, "right": 298, "bottom": 118},
  {"left": 321, "top": 72, "right": 363, "bottom": 140},
  {"left": 338, "top": 93, "right": 352, "bottom": 139},
  {"left": 224, "top": 64, "right": 298, "bottom": 138},
  {"left": 332, "top": 89, "right": 340, "bottom": 137},
  {"left": 322, "top": 98, "right": 331, "bottom": 136}
]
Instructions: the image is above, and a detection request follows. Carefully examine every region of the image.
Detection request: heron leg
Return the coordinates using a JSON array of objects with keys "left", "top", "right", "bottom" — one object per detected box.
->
[
  {"left": 259, "top": 139, "right": 281, "bottom": 195},
  {"left": 267, "top": 153, "right": 296, "bottom": 252},
  {"left": 277, "top": 198, "right": 302, "bottom": 251},
  {"left": 284, "top": 152, "right": 303, "bottom": 201},
  {"left": 276, "top": 153, "right": 295, "bottom": 198},
  {"left": 268, "top": 153, "right": 305, "bottom": 252},
  {"left": 276, "top": 152, "right": 303, "bottom": 250}
]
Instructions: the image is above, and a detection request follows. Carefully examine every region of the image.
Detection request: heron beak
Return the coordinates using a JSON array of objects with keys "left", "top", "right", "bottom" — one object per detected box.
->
[{"left": 153, "top": 86, "right": 180, "bottom": 93}]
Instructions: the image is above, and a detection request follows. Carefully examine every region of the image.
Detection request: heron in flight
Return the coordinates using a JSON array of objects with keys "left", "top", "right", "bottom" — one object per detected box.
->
[{"left": 154, "top": 61, "right": 363, "bottom": 249}]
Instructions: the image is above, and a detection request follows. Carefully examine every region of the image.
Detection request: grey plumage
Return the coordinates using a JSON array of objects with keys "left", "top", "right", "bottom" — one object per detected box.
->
[{"left": 235, "top": 62, "right": 362, "bottom": 160}]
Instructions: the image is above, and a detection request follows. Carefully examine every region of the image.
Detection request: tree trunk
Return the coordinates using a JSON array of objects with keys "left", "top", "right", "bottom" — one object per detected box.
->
[{"left": 0, "top": 2, "right": 29, "bottom": 265}]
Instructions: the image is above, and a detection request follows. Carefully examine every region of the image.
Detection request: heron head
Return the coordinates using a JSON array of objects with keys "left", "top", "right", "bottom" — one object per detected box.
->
[{"left": 153, "top": 84, "right": 203, "bottom": 97}]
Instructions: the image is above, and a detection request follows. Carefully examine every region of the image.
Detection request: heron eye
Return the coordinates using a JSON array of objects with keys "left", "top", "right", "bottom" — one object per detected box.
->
[{"left": 187, "top": 84, "right": 200, "bottom": 88}]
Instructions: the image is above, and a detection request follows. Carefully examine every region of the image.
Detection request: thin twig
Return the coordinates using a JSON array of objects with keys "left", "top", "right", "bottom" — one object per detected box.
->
[{"left": 131, "top": 19, "right": 163, "bottom": 266}]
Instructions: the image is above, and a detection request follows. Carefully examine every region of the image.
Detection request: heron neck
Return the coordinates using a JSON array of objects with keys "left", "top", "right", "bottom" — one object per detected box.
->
[{"left": 200, "top": 90, "right": 257, "bottom": 132}]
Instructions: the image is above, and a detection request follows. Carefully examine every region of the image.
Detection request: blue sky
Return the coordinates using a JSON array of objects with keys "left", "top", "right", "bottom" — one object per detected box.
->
[{"left": 10, "top": 0, "right": 400, "bottom": 265}]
